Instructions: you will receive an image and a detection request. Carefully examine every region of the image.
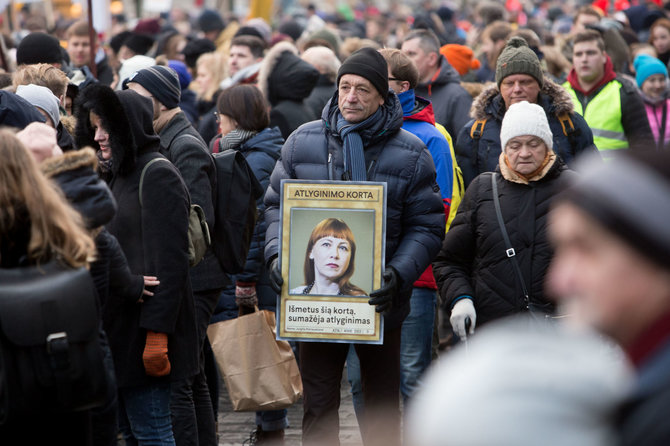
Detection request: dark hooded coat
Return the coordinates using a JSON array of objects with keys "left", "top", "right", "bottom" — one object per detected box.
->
[
  {"left": 455, "top": 78, "right": 598, "bottom": 187},
  {"left": 75, "top": 86, "right": 198, "bottom": 387},
  {"left": 258, "top": 42, "right": 319, "bottom": 140}
]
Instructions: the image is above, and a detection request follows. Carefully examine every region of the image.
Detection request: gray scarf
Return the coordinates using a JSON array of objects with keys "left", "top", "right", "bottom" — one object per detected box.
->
[{"left": 220, "top": 129, "right": 257, "bottom": 152}]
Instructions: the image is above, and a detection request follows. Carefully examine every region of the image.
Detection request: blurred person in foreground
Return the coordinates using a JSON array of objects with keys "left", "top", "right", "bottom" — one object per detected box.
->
[
  {"left": 406, "top": 317, "right": 632, "bottom": 446},
  {"left": 548, "top": 149, "right": 670, "bottom": 446}
]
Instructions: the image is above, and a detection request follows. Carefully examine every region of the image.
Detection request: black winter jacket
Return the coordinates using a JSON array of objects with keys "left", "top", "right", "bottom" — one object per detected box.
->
[
  {"left": 40, "top": 148, "right": 144, "bottom": 305},
  {"left": 433, "top": 154, "right": 570, "bottom": 326},
  {"left": 258, "top": 42, "right": 319, "bottom": 140},
  {"left": 158, "top": 111, "right": 227, "bottom": 291},
  {"left": 455, "top": 79, "right": 598, "bottom": 187},
  {"left": 264, "top": 91, "right": 446, "bottom": 330},
  {"left": 211, "top": 127, "right": 284, "bottom": 323},
  {"left": 414, "top": 55, "right": 473, "bottom": 138},
  {"left": 304, "top": 75, "right": 336, "bottom": 119},
  {"left": 75, "top": 86, "right": 199, "bottom": 387}
]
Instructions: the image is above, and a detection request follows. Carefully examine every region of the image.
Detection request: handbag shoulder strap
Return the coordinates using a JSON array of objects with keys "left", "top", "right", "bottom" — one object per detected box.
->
[
  {"left": 491, "top": 173, "right": 530, "bottom": 306},
  {"left": 139, "top": 158, "right": 170, "bottom": 207}
]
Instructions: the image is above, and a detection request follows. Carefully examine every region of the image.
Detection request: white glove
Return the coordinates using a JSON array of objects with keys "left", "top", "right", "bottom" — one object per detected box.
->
[{"left": 450, "top": 299, "right": 476, "bottom": 340}]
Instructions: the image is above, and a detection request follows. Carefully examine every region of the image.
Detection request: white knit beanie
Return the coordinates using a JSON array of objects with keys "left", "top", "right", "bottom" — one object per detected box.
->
[{"left": 500, "top": 101, "right": 553, "bottom": 151}]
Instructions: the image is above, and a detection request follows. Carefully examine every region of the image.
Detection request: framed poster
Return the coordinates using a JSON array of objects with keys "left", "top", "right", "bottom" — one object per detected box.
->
[{"left": 277, "top": 180, "right": 386, "bottom": 344}]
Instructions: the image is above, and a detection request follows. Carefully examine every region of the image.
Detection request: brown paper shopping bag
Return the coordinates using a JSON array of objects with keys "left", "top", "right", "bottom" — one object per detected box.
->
[{"left": 207, "top": 309, "right": 302, "bottom": 411}]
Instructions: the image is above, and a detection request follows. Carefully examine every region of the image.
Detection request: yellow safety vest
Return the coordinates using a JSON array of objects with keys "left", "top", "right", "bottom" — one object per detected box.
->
[{"left": 563, "top": 80, "right": 628, "bottom": 156}]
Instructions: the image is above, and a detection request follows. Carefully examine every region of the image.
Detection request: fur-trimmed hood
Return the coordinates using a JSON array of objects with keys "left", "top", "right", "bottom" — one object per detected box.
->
[
  {"left": 41, "top": 147, "right": 117, "bottom": 229},
  {"left": 41, "top": 145, "right": 97, "bottom": 177},
  {"left": 74, "top": 85, "right": 160, "bottom": 177},
  {"left": 258, "top": 41, "right": 319, "bottom": 105},
  {"left": 470, "top": 77, "right": 575, "bottom": 121}
]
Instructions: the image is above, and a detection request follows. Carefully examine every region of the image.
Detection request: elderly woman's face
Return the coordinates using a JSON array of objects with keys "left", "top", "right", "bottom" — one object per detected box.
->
[
  {"left": 505, "top": 135, "right": 547, "bottom": 175},
  {"left": 310, "top": 235, "right": 352, "bottom": 281}
]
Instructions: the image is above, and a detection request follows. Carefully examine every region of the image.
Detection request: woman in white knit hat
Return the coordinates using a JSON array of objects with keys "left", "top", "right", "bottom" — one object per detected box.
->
[{"left": 434, "top": 101, "right": 572, "bottom": 341}]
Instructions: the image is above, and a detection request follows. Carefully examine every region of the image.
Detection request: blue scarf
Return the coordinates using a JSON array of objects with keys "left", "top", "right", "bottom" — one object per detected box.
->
[{"left": 336, "top": 108, "right": 383, "bottom": 181}]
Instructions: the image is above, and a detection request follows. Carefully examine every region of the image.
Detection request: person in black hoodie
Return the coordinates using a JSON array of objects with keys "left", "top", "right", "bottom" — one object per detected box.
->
[
  {"left": 258, "top": 41, "right": 320, "bottom": 139},
  {"left": 75, "top": 85, "right": 198, "bottom": 445}
]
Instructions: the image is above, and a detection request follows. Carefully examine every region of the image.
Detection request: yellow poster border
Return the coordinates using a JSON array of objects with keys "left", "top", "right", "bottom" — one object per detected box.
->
[{"left": 278, "top": 180, "right": 386, "bottom": 344}]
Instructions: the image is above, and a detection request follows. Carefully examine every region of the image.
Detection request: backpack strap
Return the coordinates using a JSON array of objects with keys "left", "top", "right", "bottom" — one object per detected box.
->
[
  {"left": 139, "top": 158, "right": 170, "bottom": 207},
  {"left": 556, "top": 112, "right": 577, "bottom": 157},
  {"left": 470, "top": 119, "right": 486, "bottom": 140}
]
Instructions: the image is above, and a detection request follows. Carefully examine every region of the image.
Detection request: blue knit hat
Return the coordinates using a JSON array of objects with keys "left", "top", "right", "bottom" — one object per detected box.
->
[{"left": 634, "top": 54, "right": 668, "bottom": 88}]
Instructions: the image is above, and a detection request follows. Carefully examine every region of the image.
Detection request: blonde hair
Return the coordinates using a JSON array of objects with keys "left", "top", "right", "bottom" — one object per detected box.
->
[
  {"left": 0, "top": 130, "right": 94, "bottom": 267},
  {"left": 13, "top": 63, "right": 69, "bottom": 100},
  {"left": 196, "top": 51, "right": 227, "bottom": 102}
]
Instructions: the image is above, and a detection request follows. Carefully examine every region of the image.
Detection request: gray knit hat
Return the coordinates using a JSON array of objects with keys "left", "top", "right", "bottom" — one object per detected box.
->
[
  {"left": 495, "top": 36, "right": 543, "bottom": 88},
  {"left": 16, "top": 84, "right": 60, "bottom": 127}
]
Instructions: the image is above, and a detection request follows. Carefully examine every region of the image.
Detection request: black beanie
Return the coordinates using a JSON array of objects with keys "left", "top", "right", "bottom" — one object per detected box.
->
[
  {"left": 198, "top": 9, "right": 225, "bottom": 33},
  {"left": 122, "top": 32, "right": 155, "bottom": 56},
  {"left": 182, "top": 38, "right": 216, "bottom": 69},
  {"left": 110, "top": 30, "right": 133, "bottom": 54},
  {"left": 122, "top": 65, "right": 181, "bottom": 109},
  {"left": 337, "top": 47, "right": 389, "bottom": 100},
  {"left": 16, "top": 32, "right": 62, "bottom": 65}
]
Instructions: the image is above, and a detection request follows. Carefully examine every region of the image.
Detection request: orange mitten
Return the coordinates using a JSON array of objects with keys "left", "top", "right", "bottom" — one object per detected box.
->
[{"left": 143, "top": 331, "right": 171, "bottom": 377}]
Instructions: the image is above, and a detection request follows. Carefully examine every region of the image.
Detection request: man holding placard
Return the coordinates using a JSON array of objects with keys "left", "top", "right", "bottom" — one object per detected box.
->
[{"left": 264, "top": 47, "right": 445, "bottom": 446}]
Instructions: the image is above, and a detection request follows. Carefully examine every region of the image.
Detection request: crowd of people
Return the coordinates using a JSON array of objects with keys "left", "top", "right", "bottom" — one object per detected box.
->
[{"left": 0, "top": 1, "right": 669, "bottom": 445}]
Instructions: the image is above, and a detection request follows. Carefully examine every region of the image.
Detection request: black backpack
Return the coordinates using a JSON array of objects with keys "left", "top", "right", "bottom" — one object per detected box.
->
[
  {"left": 211, "top": 149, "right": 264, "bottom": 274},
  {"left": 0, "top": 261, "right": 109, "bottom": 424}
]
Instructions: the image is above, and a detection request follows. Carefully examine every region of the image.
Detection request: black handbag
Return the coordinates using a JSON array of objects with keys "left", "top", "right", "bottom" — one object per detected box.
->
[{"left": 0, "top": 261, "right": 108, "bottom": 425}]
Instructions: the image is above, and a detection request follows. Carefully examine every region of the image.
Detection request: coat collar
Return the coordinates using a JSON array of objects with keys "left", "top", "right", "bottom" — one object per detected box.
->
[{"left": 470, "top": 77, "right": 575, "bottom": 121}]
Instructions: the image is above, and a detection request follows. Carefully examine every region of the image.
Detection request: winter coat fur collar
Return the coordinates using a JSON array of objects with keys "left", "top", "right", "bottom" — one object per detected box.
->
[{"left": 470, "top": 77, "right": 575, "bottom": 121}]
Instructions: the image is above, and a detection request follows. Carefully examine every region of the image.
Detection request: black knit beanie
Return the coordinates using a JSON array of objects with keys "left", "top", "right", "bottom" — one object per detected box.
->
[
  {"left": 122, "top": 32, "right": 155, "bottom": 56},
  {"left": 122, "top": 65, "right": 181, "bottom": 109},
  {"left": 16, "top": 32, "right": 62, "bottom": 65},
  {"left": 495, "top": 36, "right": 544, "bottom": 88},
  {"left": 337, "top": 47, "right": 389, "bottom": 100}
]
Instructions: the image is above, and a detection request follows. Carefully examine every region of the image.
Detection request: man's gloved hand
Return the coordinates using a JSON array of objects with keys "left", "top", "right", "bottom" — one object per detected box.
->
[
  {"left": 450, "top": 298, "right": 476, "bottom": 340},
  {"left": 368, "top": 267, "right": 399, "bottom": 313},
  {"left": 269, "top": 257, "right": 283, "bottom": 294},
  {"left": 236, "top": 282, "right": 258, "bottom": 315},
  {"left": 143, "top": 331, "right": 171, "bottom": 377}
]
